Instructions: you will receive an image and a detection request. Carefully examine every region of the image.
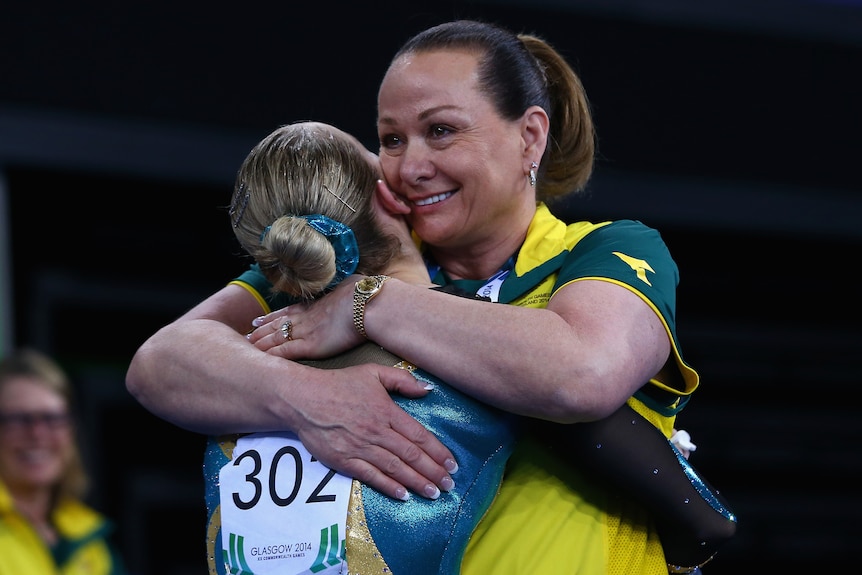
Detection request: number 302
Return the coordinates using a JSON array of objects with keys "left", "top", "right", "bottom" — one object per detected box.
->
[{"left": 231, "top": 445, "right": 338, "bottom": 510}]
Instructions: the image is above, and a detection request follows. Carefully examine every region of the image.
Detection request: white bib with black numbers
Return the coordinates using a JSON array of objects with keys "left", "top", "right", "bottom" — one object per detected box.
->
[{"left": 218, "top": 431, "right": 352, "bottom": 575}]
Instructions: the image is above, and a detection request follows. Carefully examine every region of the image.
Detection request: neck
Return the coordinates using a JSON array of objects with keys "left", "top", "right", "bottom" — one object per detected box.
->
[
  {"left": 429, "top": 228, "right": 526, "bottom": 281},
  {"left": 429, "top": 201, "right": 535, "bottom": 280},
  {"left": 11, "top": 485, "right": 52, "bottom": 519},
  {"left": 12, "top": 488, "right": 58, "bottom": 544}
]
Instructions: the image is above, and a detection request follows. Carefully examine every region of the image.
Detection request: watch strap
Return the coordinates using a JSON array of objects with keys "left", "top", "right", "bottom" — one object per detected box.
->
[{"left": 353, "top": 275, "right": 389, "bottom": 338}]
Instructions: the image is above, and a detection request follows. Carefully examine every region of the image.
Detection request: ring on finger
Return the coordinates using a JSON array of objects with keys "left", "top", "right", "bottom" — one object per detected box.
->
[{"left": 280, "top": 320, "right": 293, "bottom": 341}]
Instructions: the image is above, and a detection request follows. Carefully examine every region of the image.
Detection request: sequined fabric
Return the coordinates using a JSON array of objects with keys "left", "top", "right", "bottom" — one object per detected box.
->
[
  {"left": 356, "top": 367, "right": 515, "bottom": 574},
  {"left": 344, "top": 480, "right": 391, "bottom": 574},
  {"left": 203, "top": 343, "right": 518, "bottom": 575}
]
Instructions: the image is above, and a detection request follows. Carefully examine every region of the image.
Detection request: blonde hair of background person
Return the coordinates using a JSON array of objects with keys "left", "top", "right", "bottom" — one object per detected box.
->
[{"left": 0, "top": 348, "right": 127, "bottom": 575}]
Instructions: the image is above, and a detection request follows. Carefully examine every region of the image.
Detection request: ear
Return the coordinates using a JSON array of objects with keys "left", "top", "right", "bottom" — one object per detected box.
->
[
  {"left": 374, "top": 179, "right": 411, "bottom": 216},
  {"left": 522, "top": 105, "right": 550, "bottom": 163}
]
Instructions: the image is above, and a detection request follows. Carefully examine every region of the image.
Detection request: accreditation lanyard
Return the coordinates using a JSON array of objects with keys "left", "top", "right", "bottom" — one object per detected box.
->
[{"left": 426, "top": 256, "right": 514, "bottom": 303}]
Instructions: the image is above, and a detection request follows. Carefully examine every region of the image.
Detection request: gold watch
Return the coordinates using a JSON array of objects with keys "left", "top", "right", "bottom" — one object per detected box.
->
[{"left": 353, "top": 275, "right": 390, "bottom": 338}]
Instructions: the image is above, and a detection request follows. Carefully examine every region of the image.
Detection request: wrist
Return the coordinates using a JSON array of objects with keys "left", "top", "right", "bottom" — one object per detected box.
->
[{"left": 352, "top": 275, "right": 390, "bottom": 338}]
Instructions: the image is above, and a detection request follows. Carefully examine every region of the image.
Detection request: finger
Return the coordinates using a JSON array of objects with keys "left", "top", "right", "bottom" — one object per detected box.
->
[
  {"left": 300, "top": 408, "right": 452, "bottom": 500},
  {"left": 349, "top": 465, "right": 411, "bottom": 502},
  {"left": 252, "top": 331, "right": 291, "bottom": 354},
  {"left": 248, "top": 315, "right": 288, "bottom": 344},
  {"left": 371, "top": 366, "right": 460, "bottom": 484},
  {"left": 251, "top": 304, "right": 294, "bottom": 329},
  {"left": 256, "top": 329, "right": 313, "bottom": 359},
  {"left": 351, "top": 439, "right": 452, "bottom": 501},
  {"left": 246, "top": 320, "right": 271, "bottom": 344},
  {"left": 382, "top": 408, "right": 459, "bottom": 494},
  {"left": 380, "top": 364, "right": 435, "bottom": 398},
  {"left": 330, "top": 382, "right": 458, "bottom": 499},
  {"left": 341, "top": 449, "right": 441, "bottom": 502}
]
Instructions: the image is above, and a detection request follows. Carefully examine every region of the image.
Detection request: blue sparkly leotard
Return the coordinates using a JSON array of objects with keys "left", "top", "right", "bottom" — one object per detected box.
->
[{"left": 204, "top": 343, "right": 518, "bottom": 575}]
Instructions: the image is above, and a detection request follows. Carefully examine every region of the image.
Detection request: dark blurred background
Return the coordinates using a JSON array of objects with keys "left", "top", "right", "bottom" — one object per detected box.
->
[{"left": 1, "top": 1, "right": 859, "bottom": 573}]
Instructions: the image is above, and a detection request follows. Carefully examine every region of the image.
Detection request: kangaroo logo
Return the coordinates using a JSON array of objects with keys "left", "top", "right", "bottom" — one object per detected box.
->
[{"left": 612, "top": 251, "right": 655, "bottom": 286}]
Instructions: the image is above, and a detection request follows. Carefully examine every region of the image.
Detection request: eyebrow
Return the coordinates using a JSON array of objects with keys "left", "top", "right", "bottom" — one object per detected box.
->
[{"left": 378, "top": 104, "right": 463, "bottom": 127}]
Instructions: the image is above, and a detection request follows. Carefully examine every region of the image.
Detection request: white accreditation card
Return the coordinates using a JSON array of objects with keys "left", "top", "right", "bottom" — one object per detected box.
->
[{"left": 219, "top": 431, "right": 352, "bottom": 575}]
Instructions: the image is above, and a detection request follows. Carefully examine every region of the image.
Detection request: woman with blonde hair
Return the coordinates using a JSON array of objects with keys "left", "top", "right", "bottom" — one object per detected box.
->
[{"left": 0, "top": 348, "right": 127, "bottom": 575}]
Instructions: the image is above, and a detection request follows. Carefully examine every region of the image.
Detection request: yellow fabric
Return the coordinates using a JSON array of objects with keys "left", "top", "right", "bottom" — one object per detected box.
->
[
  {"left": 628, "top": 396, "right": 675, "bottom": 438},
  {"left": 0, "top": 481, "right": 116, "bottom": 575},
  {"left": 461, "top": 205, "right": 674, "bottom": 575},
  {"left": 461, "top": 435, "right": 667, "bottom": 575},
  {"left": 232, "top": 203, "right": 691, "bottom": 574},
  {"left": 516, "top": 204, "right": 699, "bottom": 401}
]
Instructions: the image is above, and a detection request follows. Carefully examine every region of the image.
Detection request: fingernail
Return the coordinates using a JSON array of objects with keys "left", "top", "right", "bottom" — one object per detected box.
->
[
  {"left": 423, "top": 382, "right": 436, "bottom": 390},
  {"left": 424, "top": 484, "right": 441, "bottom": 500},
  {"left": 440, "top": 476, "right": 455, "bottom": 492},
  {"left": 252, "top": 316, "right": 265, "bottom": 327},
  {"left": 395, "top": 487, "right": 410, "bottom": 502},
  {"left": 444, "top": 459, "right": 459, "bottom": 474}
]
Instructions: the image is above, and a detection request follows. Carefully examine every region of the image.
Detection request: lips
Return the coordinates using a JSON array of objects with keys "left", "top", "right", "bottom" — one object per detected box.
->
[
  {"left": 413, "top": 191, "right": 454, "bottom": 206},
  {"left": 17, "top": 447, "right": 55, "bottom": 465}
]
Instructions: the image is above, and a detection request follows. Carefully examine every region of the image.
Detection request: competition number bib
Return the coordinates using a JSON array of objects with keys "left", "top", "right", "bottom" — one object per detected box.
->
[{"left": 219, "top": 432, "right": 352, "bottom": 574}]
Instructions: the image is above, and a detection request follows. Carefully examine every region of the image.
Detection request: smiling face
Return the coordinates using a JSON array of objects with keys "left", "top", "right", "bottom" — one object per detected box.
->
[
  {"left": 0, "top": 377, "right": 73, "bottom": 496},
  {"left": 376, "top": 49, "right": 538, "bottom": 273}
]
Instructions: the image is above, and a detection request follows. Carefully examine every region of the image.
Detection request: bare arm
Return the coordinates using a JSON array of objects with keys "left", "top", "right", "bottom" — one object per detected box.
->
[
  {"left": 125, "top": 284, "right": 458, "bottom": 500},
  {"left": 127, "top": 285, "right": 281, "bottom": 433},
  {"left": 246, "top": 281, "right": 739, "bottom": 566},
  {"left": 249, "top": 277, "right": 669, "bottom": 423}
]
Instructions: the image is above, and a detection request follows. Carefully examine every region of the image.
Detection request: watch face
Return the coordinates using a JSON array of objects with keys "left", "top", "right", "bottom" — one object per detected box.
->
[{"left": 356, "top": 277, "right": 379, "bottom": 294}]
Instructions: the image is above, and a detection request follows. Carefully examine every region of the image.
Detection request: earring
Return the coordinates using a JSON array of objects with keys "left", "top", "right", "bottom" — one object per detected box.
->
[{"left": 529, "top": 162, "right": 538, "bottom": 187}]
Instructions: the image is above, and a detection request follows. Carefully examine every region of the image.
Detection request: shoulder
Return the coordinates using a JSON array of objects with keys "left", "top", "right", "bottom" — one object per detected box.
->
[
  {"left": 557, "top": 219, "right": 679, "bottom": 301},
  {"left": 574, "top": 219, "right": 665, "bottom": 246},
  {"left": 53, "top": 498, "right": 110, "bottom": 538},
  {"left": 570, "top": 220, "right": 675, "bottom": 273}
]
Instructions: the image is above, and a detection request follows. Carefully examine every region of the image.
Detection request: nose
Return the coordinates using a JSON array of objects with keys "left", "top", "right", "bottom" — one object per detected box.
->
[{"left": 398, "top": 142, "right": 436, "bottom": 186}]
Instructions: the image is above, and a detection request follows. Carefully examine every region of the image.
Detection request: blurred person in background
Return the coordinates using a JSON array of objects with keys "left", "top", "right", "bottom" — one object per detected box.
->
[{"left": 0, "top": 347, "right": 127, "bottom": 575}]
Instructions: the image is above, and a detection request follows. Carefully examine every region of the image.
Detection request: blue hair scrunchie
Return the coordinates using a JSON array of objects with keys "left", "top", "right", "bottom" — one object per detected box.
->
[
  {"left": 259, "top": 214, "right": 360, "bottom": 289},
  {"left": 301, "top": 214, "right": 360, "bottom": 289}
]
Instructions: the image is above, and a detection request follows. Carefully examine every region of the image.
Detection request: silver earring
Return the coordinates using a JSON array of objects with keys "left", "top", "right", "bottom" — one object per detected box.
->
[{"left": 529, "top": 162, "right": 538, "bottom": 187}]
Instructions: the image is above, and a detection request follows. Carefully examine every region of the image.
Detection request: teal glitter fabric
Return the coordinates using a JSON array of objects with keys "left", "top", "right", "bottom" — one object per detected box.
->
[
  {"left": 361, "top": 368, "right": 517, "bottom": 574},
  {"left": 203, "top": 357, "right": 518, "bottom": 575}
]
